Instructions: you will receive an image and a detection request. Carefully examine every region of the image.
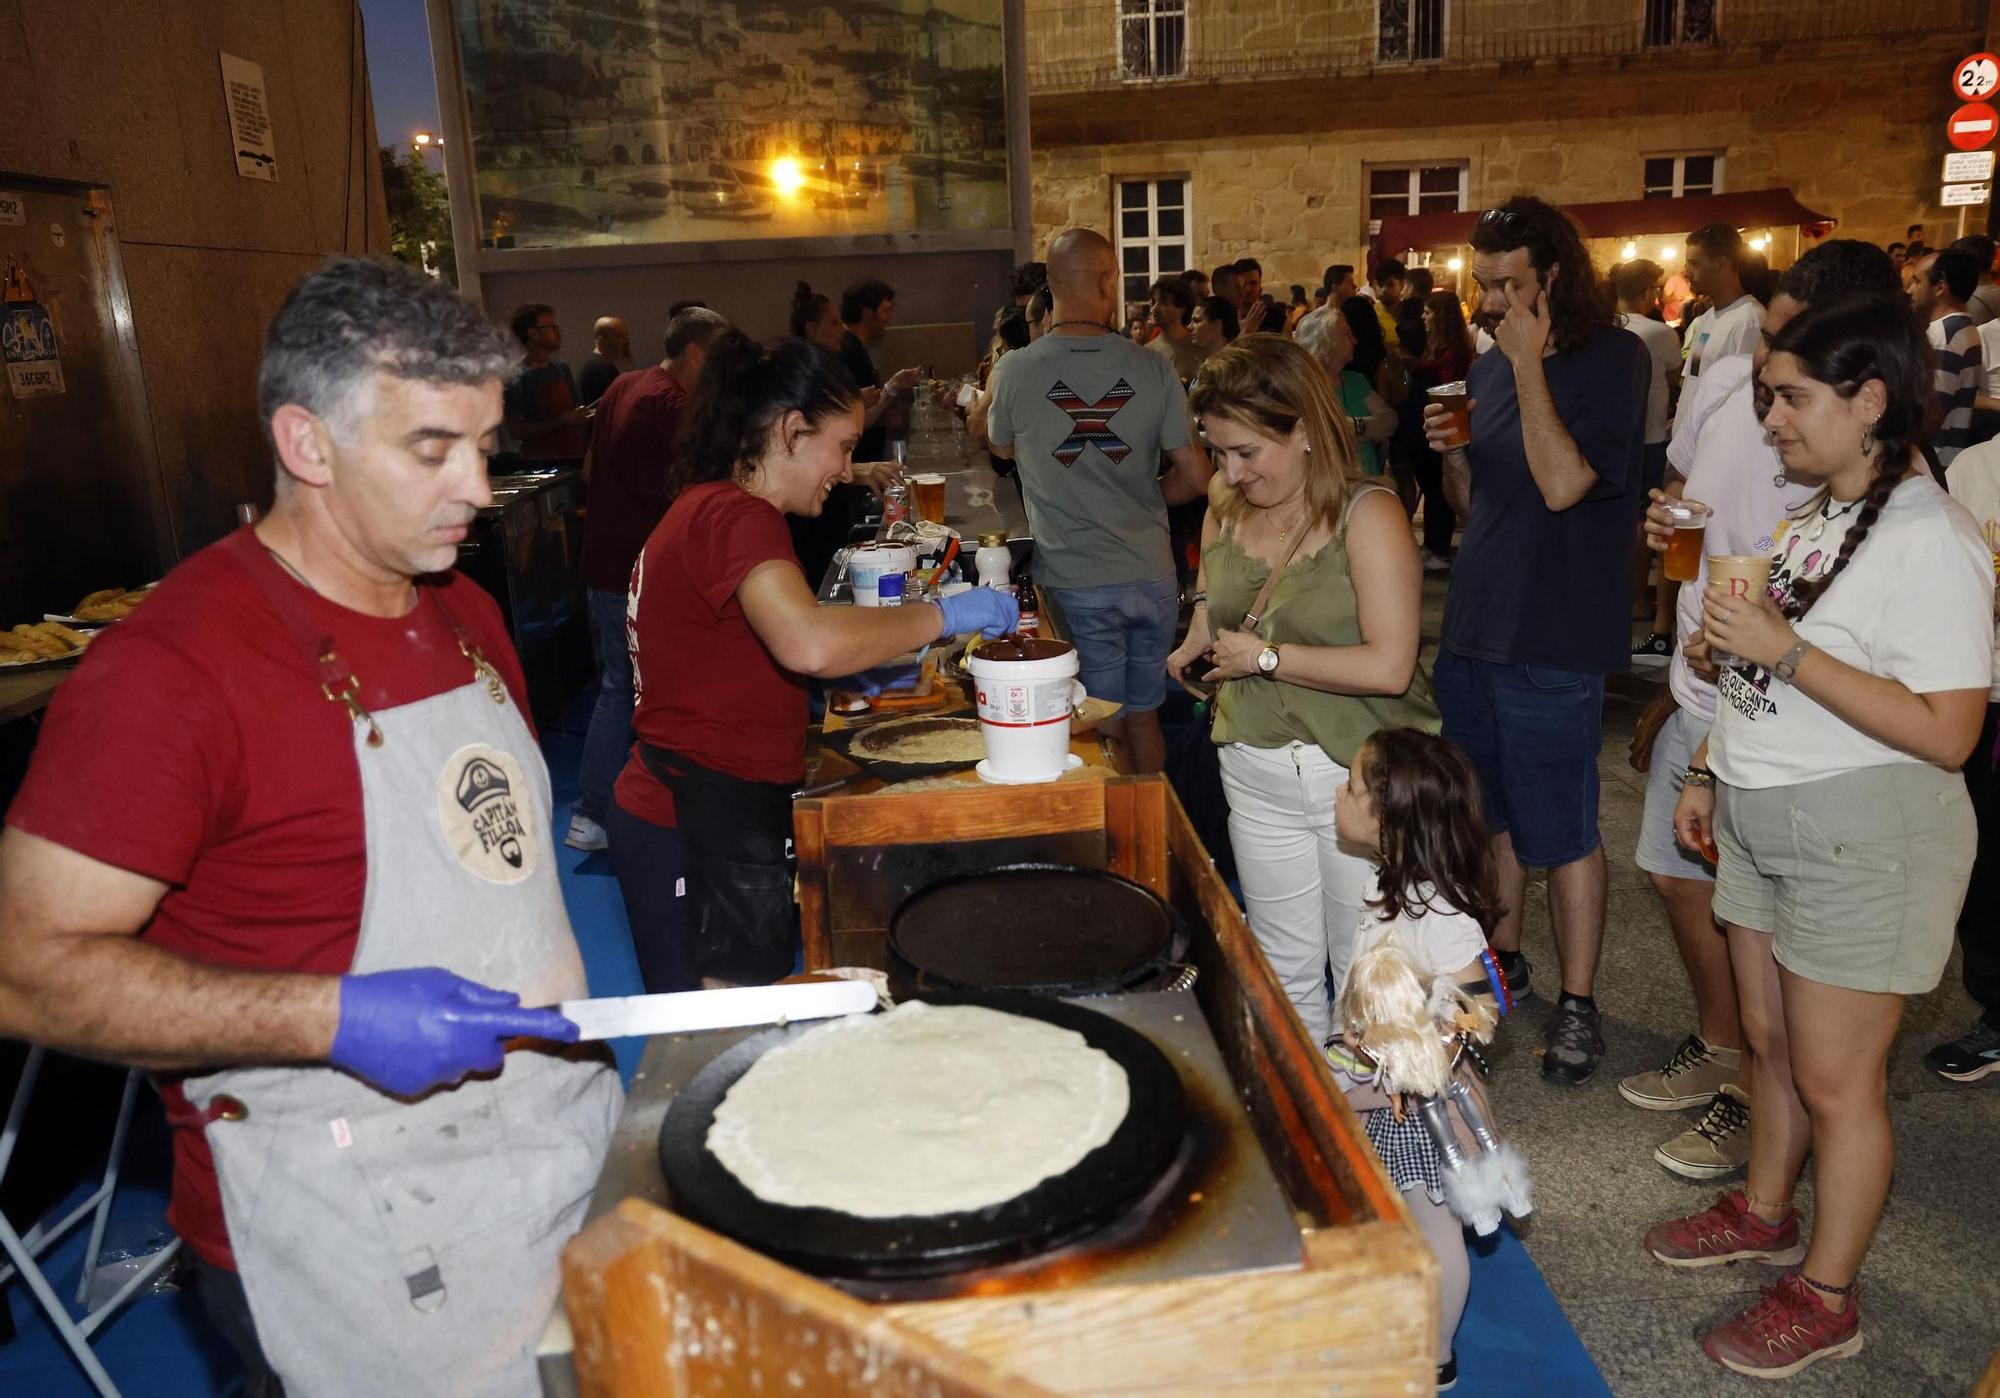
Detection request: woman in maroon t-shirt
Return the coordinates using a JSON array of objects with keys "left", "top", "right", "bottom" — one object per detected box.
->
[{"left": 606, "top": 333, "right": 1017, "bottom": 992}]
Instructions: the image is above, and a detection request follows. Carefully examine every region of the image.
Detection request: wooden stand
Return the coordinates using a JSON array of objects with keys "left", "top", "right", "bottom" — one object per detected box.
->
[{"left": 564, "top": 775, "right": 1436, "bottom": 1395}]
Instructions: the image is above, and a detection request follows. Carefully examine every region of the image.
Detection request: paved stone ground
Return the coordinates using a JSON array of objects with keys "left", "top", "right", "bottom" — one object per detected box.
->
[{"left": 1411, "top": 569, "right": 2000, "bottom": 1397}]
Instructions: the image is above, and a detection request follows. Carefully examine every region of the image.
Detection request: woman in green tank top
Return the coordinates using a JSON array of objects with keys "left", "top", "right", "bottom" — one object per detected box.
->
[{"left": 1166, "top": 337, "right": 1440, "bottom": 1044}]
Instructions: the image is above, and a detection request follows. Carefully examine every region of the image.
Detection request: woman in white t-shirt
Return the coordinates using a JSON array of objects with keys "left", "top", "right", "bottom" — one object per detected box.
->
[{"left": 1643, "top": 294, "right": 1992, "bottom": 1381}]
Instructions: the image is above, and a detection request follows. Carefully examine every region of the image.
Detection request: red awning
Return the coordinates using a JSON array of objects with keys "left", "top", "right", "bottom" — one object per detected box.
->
[{"left": 1375, "top": 187, "right": 1838, "bottom": 256}]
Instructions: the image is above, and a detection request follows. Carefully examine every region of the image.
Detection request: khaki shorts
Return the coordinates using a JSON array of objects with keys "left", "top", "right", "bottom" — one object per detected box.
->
[{"left": 1712, "top": 764, "right": 1976, "bottom": 995}]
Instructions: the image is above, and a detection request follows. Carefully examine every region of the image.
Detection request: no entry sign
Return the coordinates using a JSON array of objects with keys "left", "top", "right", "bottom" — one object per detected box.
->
[
  {"left": 1948, "top": 101, "right": 1998, "bottom": 151},
  {"left": 1954, "top": 53, "right": 1999, "bottom": 101}
]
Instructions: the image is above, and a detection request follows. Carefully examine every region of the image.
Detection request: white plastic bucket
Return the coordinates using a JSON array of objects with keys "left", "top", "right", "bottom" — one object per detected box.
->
[
  {"left": 968, "top": 639, "right": 1085, "bottom": 782},
  {"left": 850, "top": 543, "right": 917, "bottom": 607}
]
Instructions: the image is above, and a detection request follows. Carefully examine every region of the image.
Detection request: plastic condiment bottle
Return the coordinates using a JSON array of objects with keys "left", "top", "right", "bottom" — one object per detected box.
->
[{"left": 975, "top": 530, "right": 1012, "bottom": 589}]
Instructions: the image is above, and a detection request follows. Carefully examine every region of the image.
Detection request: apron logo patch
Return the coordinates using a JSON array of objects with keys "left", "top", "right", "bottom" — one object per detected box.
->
[{"left": 435, "top": 745, "right": 539, "bottom": 885}]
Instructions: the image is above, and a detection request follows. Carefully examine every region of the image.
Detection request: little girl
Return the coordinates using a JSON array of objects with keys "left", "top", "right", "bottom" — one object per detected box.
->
[{"left": 1328, "top": 727, "right": 1514, "bottom": 1391}]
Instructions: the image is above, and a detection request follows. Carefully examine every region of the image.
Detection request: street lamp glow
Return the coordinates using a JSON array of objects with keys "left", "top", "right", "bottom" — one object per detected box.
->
[
  {"left": 1446, "top": 256, "right": 1463, "bottom": 272},
  {"left": 1620, "top": 241, "right": 1637, "bottom": 261},
  {"left": 1749, "top": 233, "right": 1770, "bottom": 252},
  {"left": 770, "top": 156, "right": 805, "bottom": 198},
  {"left": 1660, "top": 245, "right": 1679, "bottom": 261}
]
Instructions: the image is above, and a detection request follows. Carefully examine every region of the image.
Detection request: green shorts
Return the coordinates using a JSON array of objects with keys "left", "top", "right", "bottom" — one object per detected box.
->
[{"left": 1712, "top": 763, "right": 1975, "bottom": 995}]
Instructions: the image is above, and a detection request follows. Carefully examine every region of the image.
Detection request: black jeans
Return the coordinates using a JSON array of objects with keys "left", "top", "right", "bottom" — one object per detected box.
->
[
  {"left": 1409, "top": 442, "right": 1457, "bottom": 556},
  {"left": 1958, "top": 703, "right": 2000, "bottom": 1021},
  {"left": 190, "top": 1253, "right": 285, "bottom": 1397},
  {"left": 606, "top": 799, "right": 696, "bottom": 994}
]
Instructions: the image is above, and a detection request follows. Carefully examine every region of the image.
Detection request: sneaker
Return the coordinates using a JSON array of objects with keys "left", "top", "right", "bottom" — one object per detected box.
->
[
  {"left": 564, "top": 813, "right": 608, "bottom": 852},
  {"left": 1494, "top": 950, "right": 1533, "bottom": 1002},
  {"left": 1619, "top": 1033, "right": 1743, "bottom": 1110},
  {"left": 1421, "top": 548, "right": 1452, "bottom": 574},
  {"left": 1540, "top": 996, "right": 1603, "bottom": 1086},
  {"left": 1435, "top": 1351, "right": 1458, "bottom": 1391},
  {"left": 1654, "top": 1086, "right": 1751, "bottom": 1180},
  {"left": 1921, "top": 1016, "right": 2000, "bottom": 1082},
  {"left": 1630, "top": 630, "right": 1672, "bottom": 669},
  {"left": 1701, "top": 1273, "right": 1862, "bottom": 1379},
  {"left": 1644, "top": 1188, "right": 1805, "bottom": 1269}
]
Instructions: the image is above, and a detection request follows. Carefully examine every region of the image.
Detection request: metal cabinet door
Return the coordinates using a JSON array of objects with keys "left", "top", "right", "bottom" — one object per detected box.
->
[{"left": 0, "top": 175, "right": 170, "bottom": 622}]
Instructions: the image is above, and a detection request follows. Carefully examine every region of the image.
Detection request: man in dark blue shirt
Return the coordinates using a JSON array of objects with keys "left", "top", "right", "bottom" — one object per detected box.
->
[{"left": 1425, "top": 195, "right": 1650, "bottom": 1088}]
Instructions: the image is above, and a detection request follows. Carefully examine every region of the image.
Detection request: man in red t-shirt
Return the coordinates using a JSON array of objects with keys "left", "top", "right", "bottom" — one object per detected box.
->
[
  {"left": 567, "top": 305, "right": 726, "bottom": 852},
  {"left": 0, "top": 258, "right": 619, "bottom": 1394}
]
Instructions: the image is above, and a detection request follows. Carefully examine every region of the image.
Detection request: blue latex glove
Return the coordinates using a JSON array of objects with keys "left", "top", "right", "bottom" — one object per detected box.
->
[
  {"left": 831, "top": 662, "right": 926, "bottom": 697},
  {"left": 329, "top": 968, "right": 578, "bottom": 1098},
  {"left": 937, "top": 587, "right": 1020, "bottom": 639}
]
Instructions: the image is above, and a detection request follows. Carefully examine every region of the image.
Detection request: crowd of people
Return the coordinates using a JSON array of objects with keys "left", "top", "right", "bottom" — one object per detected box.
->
[
  {"left": 33, "top": 191, "right": 1986, "bottom": 1390},
  {"left": 954, "top": 199, "right": 1996, "bottom": 1384},
  {"left": 497, "top": 200, "right": 2000, "bottom": 1385}
]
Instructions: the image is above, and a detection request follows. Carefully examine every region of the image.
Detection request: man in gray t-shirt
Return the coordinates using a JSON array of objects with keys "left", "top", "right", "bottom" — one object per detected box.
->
[{"left": 987, "top": 228, "right": 1212, "bottom": 774}]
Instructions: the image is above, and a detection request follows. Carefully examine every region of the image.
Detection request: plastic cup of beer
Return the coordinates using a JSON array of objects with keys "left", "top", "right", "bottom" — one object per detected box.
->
[
  {"left": 1428, "top": 382, "right": 1470, "bottom": 449},
  {"left": 1705, "top": 555, "right": 1772, "bottom": 667},
  {"left": 912, "top": 473, "right": 947, "bottom": 523},
  {"left": 1662, "top": 502, "right": 1710, "bottom": 583}
]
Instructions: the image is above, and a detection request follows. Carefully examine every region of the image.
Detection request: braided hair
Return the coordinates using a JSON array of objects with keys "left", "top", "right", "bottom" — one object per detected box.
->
[{"left": 1763, "top": 293, "right": 1930, "bottom": 621}]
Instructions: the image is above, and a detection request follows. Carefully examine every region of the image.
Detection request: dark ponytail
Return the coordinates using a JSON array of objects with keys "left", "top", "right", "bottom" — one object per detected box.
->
[
  {"left": 673, "top": 330, "right": 859, "bottom": 501},
  {"left": 1764, "top": 292, "right": 1930, "bottom": 620},
  {"left": 789, "top": 281, "right": 830, "bottom": 339}
]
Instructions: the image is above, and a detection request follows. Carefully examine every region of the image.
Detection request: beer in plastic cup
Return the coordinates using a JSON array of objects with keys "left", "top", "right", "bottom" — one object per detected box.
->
[
  {"left": 912, "top": 473, "right": 947, "bottom": 523},
  {"left": 1705, "top": 554, "right": 1772, "bottom": 667},
  {"left": 1662, "top": 502, "right": 1709, "bottom": 583},
  {"left": 1428, "top": 381, "right": 1470, "bottom": 449}
]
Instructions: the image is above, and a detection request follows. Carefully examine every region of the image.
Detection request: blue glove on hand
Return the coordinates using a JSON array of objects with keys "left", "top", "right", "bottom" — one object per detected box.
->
[
  {"left": 937, "top": 587, "right": 1020, "bottom": 639},
  {"left": 329, "top": 967, "right": 578, "bottom": 1098},
  {"left": 831, "top": 661, "right": 926, "bottom": 697}
]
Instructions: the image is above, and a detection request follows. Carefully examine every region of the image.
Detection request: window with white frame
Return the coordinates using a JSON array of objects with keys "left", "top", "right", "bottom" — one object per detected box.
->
[
  {"left": 1379, "top": 0, "right": 1445, "bottom": 63},
  {"left": 1117, "top": 178, "right": 1191, "bottom": 308},
  {"left": 1119, "top": 0, "right": 1188, "bottom": 81},
  {"left": 1366, "top": 163, "right": 1467, "bottom": 235},
  {"left": 1643, "top": 152, "right": 1722, "bottom": 199}
]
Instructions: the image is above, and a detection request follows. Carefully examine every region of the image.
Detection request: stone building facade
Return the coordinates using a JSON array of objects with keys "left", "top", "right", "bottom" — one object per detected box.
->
[{"left": 1026, "top": 0, "right": 1999, "bottom": 298}]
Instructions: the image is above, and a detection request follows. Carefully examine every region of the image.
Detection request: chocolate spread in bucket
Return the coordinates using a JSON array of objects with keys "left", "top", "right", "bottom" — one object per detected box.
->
[{"left": 971, "top": 636, "right": 1073, "bottom": 662}]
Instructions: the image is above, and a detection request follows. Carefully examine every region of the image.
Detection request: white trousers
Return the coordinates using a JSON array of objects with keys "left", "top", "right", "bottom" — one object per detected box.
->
[{"left": 1218, "top": 740, "right": 1374, "bottom": 1046}]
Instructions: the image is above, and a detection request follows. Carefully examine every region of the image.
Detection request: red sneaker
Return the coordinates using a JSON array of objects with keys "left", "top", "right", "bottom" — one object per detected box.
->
[
  {"left": 1702, "top": 1273, "right": 1862, "bottom": 1378},
  {"left": 1643, "top": 1189, "right": 1806, "bottom": 1269}
]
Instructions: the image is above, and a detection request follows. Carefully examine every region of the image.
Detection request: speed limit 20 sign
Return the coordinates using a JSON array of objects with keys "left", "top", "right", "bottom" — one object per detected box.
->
[{"left": 1956, "top": 53, "right": 1999, "bottom": 101}]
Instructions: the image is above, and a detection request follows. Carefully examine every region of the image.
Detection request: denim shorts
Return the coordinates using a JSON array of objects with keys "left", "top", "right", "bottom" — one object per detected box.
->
[
  {"left": 1434, "top": 648, "right": 1604, "bottom": 868},
  {"left": 1044, "top": 575, "right": 1179, "bottom": 713}
]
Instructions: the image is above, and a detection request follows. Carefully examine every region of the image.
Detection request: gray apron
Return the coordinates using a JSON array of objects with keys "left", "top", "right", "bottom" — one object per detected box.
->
[{"left": 184, "top": 555, "right": 621, "bottom": 1397}]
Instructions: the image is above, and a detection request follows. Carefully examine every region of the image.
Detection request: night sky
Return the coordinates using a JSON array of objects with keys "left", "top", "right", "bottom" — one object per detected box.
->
[{"left": 358, "top": 0, "right": 441, "bottom": 150}]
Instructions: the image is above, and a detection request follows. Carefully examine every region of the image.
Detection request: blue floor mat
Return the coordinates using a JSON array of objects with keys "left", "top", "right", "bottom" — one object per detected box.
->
[
  {"left": 1, "top": 689, "right": 1601, "bottom": 1395},
  {"left": 1455, "top": 1225, "right": 1609, "bottom": 1396}
]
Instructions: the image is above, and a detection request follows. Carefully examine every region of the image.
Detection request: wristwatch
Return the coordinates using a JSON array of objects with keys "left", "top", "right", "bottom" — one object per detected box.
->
[
  {"left": 1681, "top": 765, "right": 1716, "bottom": 790},
  {"left": 1256, "top": 644, "right": 1282, "bottom": 677},
  {"left": 1774, "top": 639, "right": 1811, "bottom": 683}
]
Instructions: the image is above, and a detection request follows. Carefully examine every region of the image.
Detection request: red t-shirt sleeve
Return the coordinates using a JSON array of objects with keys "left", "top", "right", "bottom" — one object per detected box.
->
[
  {"left": 6, "top": 629, "right": 235, "bottom": 886},
  {"left": 690, "top": 492, "right": 799, "bottom": 615}
]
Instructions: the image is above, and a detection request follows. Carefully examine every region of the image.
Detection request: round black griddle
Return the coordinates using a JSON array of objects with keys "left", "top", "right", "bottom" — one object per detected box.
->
[
  {"left": 890, "top": 864, "right": 1182, "bottom": 996},
  {"left": 657, "top": 990, "right": 1187, "bottom": 1279},
  {"left": 818, "top": 715, "right": 986, "bottom": 781}
]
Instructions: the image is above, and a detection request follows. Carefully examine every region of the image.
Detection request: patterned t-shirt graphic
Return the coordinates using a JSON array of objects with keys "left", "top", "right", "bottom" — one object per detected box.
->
[{"left": 1045, "top": 377, "right": 1135, "bottom": 466}]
